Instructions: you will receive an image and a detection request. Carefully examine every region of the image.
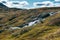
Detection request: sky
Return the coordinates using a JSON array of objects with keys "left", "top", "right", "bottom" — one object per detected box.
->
[{"left": 0, "top": 0, "right": 60, "bottom": 9}]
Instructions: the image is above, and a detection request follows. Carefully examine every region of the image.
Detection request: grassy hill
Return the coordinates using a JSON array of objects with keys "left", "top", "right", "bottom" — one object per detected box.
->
[{"left": 0, "top": 7, "right": 60, "bottom": 40}]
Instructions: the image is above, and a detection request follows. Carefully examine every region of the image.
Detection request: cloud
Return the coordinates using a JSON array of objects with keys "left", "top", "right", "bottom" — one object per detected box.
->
[
  {"left": 33, "top": 1, "right": 54, "bottom": 7},
  {"left": 54, "top": 3, "right": 60, "bottom": 7},
  {"left": 4, "top": 2, "right": 12, "bottom": 7},
  {"left": 2, "top": 1, "right": 29, "bottom": 8},
  {"left": 55, "top": 0, "right": 60, "bottom": 1},
  {"left": 0, "top": 0, "right": 12, "bottom": 7},
  {"left": 20, "top": 1, "right": 29, "bottom": 6},
  {"left": 33, "top": 2, "right": 45, "bottom": 7},
  {"left": 0, "top": 0, "right": 8, "bottom": 2}
]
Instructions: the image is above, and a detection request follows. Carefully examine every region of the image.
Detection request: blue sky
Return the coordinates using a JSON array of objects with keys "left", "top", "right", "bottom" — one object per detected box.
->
[
  {"left": 9, "top": 0, "right": 54, "bottom": 7},
  {"left": 0, "top": 0, "right": 60, "bottom": 9}
]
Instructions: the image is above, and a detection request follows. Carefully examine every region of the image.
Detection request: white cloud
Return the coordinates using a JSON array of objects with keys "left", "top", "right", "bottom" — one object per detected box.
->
[
  {"left": 42, "top": 1, "right": 54, "bottom": 7},
  {"left": 0, "top": 0, "right": 8, "bottom": 2},
  {"left": 54, "top": 3, "right": 60, "bottom": 7},
  {"left": 19, "top": 1, "right": 29, "bottom": 6},
  {"left": 33, "top": 2, "right": 45, "bottom": 7},
  {"left": 0, "top": 0, "right": 12, "bottom": 7},
  {"left": 55, "top": 0, "right": 60, "bottom": 1},
  {"left": 33, "top": 1, "right": 54, "bottom": 7},
  {"left": 4, "top": 2, "right": 12, "bottom": 7},
  {"left": 2, "top": 1, "right": 29, "bottom": 8}
]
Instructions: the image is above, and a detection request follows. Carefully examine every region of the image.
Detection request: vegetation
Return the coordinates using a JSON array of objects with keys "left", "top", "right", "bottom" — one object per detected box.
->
[{"left": 0, "top": 7, "right": 60, "bottom": 40}]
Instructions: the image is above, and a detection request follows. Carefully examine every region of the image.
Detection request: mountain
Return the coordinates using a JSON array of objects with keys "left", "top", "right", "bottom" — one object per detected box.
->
[
  {"left": 0, "top": 3, "right": 7, "bottom": 8},
  {"left": 0, "top": 3, "right": 9, "bottom": 12},
  {"left": 0, "top": 3, "right": 26, "bottom": 12},
  {"left": 0, "top": 5, "right": 60, "bottom": 40},
  {"left": 0, "top": 3, "right": 9, "bottom": 10}
]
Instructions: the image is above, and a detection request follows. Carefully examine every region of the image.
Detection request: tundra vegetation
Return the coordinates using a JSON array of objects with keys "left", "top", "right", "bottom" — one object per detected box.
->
[{"left": 0, "top": 6, "right": 60, "bottom": 40}]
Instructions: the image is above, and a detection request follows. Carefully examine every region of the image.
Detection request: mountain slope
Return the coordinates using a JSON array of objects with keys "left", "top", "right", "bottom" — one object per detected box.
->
[
  {"left": 0, "top": 6, "right": 60, "bottom": 40},
  {"left": 0, "top": 7, "right": 60, "bottom": 27},
  {"left": 0, "top": 3, "right": 7, "bottom": 8}
]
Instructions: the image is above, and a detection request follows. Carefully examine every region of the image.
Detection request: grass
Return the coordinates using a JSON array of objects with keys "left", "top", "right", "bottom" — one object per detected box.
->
[{"left": 0, "top": 7, "right": 60, "bottom": 40}]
